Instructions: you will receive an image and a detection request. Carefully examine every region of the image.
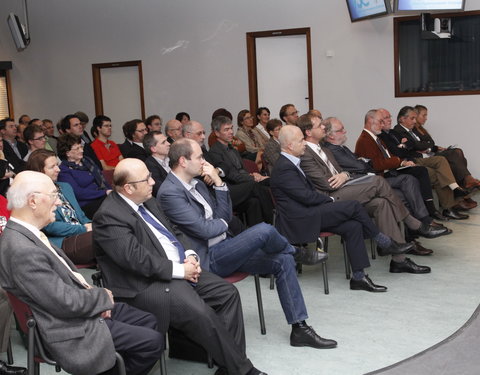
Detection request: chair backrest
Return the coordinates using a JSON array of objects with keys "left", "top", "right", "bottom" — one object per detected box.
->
[
  {"left": 242, "top": 159, "right": 259, "bottom": 174},
  {"left": 102, "top": 169, "right": 114, "bottom": 186},
  {"left": 6, "top": 292, "right": 31, "bottom": 335}
]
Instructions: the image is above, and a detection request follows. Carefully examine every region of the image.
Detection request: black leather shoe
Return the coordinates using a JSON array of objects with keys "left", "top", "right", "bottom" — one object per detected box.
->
[
  {"left": 350, "top": 275, "right": 387, "bottom": 292},
  {"left": 453, "top": 187, "right": 471, "bottom": 198},
  {"left": 432, "top": 210, "right": 449, "bottom": 221},
  {"left": 442, "top": 208, "right": 469, "bottom": 220},
  {"left": 216, "top": 367, "right": 268, "bottom": 375},
  {"left": 406, "top": 241, "right": 433, "bottom": 256},
  {"left": 290, "top": 324, "right": 337, "bottom": 349},
  {"left": 377, "top": 240, "right": 414, "bottom": 256},
  {"left": 293, "top": 247, "right": 328, "bottom": 265},
  {"left": 416, "top": 223, "right": 450, "bottom": 238},
  {"left": 389, "top": 257, "right": 431, "bottom": 274},
  {"left": 0, "top": 360, "right": 27, "bottom": 375}
]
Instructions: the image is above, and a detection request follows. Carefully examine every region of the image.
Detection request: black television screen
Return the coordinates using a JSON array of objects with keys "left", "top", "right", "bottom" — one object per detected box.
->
[
  {"left": 346, "top": 0, "right": 390, "bottom": 22},
  {"left": 395, "top": 0, "right": 465, "bottom": 11}
]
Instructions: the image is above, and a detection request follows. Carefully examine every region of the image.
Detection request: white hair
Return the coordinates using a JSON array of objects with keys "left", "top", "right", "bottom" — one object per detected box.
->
[{"left": 7, "top": 171, "right": 49, "bottom": 210}]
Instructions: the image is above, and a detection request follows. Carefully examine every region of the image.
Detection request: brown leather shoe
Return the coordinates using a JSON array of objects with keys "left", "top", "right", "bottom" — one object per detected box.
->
[
  {"left": 453, "top": 200, "right": 477, "bottom": 211},
  {"left": 406, "top": 241, "right": 434, "bottom": 256}
]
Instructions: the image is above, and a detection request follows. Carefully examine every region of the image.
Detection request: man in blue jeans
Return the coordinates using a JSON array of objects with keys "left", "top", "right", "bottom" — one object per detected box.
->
[{"left": 159, "top": 138, "right": 337, "bottom": 349}]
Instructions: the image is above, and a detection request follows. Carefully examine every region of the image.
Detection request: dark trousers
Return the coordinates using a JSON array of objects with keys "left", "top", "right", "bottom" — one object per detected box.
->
[
  {"left": 395, "top": 166, "right": 434, "bottom": 201},
  {"left": 318, "top": 200, "right": 374, "bottom": 272},
  {"left": 102, "top": 303, "right": 164, "bottom": 375},
  {"left": 124, "top": 272, "right": 253, "bottom": 375}
]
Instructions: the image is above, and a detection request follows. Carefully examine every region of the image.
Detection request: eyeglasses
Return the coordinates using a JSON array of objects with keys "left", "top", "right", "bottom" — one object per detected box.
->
[
  {"left": 32, "top": 190, "right": 60, "bottom": 201},
  {"left": 286, "top": 111, "right": 299, "bottom": 116},
  {"left": 126, "top": 172, "right": 152, "bottom": 185},
  {"left": 243, "top": 115, "right": 254, "bottom": 121},
  {"left": 32, "top": 135, "right": 46, "bottom": 141},
  {"left": 135, "top": 128, "right": 148, "bottom": 133}
]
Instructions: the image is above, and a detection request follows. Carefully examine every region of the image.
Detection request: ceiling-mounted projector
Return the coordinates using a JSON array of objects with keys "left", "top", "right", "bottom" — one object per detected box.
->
[{"left": 7, "top": 12, "right": 30, "bottom": 51}]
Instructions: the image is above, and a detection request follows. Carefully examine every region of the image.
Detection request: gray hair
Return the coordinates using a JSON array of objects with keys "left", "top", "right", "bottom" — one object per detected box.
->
[
  {"left": 182, "top": 121, "right": 194, "bottom": 137},
  {"left": 211, "top": 116, "right": 231, "bottom": 133},
  {"left": 364, "top": 109, "right": 378, "bottom": 126},
  {"left": 7, "top": 171, "right": 47, "bottom": 210},
  {"left": 323, "top": 117, "right": 337, "bottom": 138}
]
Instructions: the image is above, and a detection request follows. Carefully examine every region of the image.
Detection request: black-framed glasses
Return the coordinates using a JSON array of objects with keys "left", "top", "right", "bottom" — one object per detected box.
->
[
  {"left": 32, "top": 135, "right": 46, "bottom": 141},
  {"left": 126, "top": 172, "right": 152, "bottom": 185}
]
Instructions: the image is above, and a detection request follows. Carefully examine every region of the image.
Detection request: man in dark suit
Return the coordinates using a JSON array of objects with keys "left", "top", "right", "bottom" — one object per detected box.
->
[
  {"left": 0, "top": 171, "right": 163, "bottom": 375},
  {"left": 143, "top": 131, "right": 170, "bottom": 197},
  {"left": 119, "top": 119, "right": 149, "bottom": 161},
  {"left": 93, "top": 158, "right": 266, "bottom": 375},
  {"left": 296, "top": 114, "right": 446, "bottom": 248},
  {"left": 59, "top": 114, "right": 103, "bottom": 170},
  {"left": 208, "top": 116, "right": 273, "bottom": 225},
  {"left": 271, "top": 125, "right": 430, "bottom": 280},
  {"left": 159, "top": 138, "right": 335, "bottom": 349},
  {"left": 0, "top": 117, "right": 27, "bottom": 173}
]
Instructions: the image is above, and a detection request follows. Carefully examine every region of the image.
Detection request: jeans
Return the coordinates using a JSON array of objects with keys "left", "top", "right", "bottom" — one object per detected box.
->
[{"left": 209, "top": 223, "right": 308, "bottom": 325}]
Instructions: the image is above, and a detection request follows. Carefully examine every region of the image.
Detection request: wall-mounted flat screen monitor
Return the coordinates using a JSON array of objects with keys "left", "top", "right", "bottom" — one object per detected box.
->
[
  {"left": 395, "top": 0, "right": 465, "bottom": 11},
  {"left": 346, "top": 0, "right": 391, "bottom": 22}
]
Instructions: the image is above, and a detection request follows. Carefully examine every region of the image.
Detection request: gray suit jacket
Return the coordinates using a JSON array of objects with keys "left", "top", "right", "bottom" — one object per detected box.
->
[
  {"left": 0, "top": 221, "right": 115, "bottom": 375},
  {"left": 158, "top": 173, "right": 233, "bottom": 270}
]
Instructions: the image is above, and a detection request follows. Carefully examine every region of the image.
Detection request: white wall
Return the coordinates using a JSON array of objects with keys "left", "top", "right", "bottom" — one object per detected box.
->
[{"left": 0, "top": 0, "right": 479, "bottom": 175}]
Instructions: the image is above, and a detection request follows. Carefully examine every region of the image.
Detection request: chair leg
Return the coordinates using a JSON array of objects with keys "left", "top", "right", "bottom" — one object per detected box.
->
[
  {"left": 207, "top": 353, "right": 214, "bottom": 368},
  {"left": 269, "top": 274, "right": 275, "bottom": 290},
  {"left": 6, "top": 338, "right": 13, "bottom": 364},
  {"left": 321, "top": 261, "right": 329, "bottom": 295},
  {"left": 341, "top": 239, "right": 351, "bottom": 280},
  {"left": 33, "top": 363, "right": 39, "bottom": 375},
  {"left": 253, "top": 275, "right": 266, "bottom": 335},
  {"left": 115, "top": 352, "right": 127, "bottom": 375},
  {"left": 159, "top": 351, "right": 167, "bottom": 375},
  {"left": 370, "top": 238, "right": 376, "bottom": 259}
]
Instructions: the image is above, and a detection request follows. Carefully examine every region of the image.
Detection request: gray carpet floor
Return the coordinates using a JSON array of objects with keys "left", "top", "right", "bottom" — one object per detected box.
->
[{"left": 2, "top": 200, "right": 479, "bottom": 375}]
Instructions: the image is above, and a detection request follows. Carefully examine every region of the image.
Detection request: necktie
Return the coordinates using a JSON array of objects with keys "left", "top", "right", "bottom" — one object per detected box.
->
[
  {"left": 138, "top": 205, "right": 185, "bottom": 262},
  {"left": 317, "top": 146, "right": 338, "bottom": 175},
  {"left": 409, "top": 130, "right": 420, "bottom": 142},
  {"left": 375, "top": 138, "right": 390, "bottom": 159}
]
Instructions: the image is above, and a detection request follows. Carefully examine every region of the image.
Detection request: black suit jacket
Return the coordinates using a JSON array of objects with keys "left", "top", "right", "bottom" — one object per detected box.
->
[
  {"left": 119, "top": 140, "right": 149, "bottom": 161},
  {"left": 378, "top": 129, "right": 417, "bottom": 160},
  {"left": 82, "top": 142, "right": 103, "bottom": 170},
  {"left": 93, "top": 191, "right": 193, "bottom": 331},
  {"left": 145, "top": 156, "right": 169, "bottom": 197},
  {"left": 2, "top": 140, "right": 27, "bottom": 172},
  {"left": 270, "top": 154, "right": 333, "bottom": 244},
  {"left": 207, "top": 141, "right": 254, "bottom": 185},
  {"left": 392, "top": 125, "right": 430, "bottom": 158}
]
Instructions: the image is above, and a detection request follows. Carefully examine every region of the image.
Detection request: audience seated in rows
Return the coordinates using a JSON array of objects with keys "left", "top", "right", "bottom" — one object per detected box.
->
[{"left": 57, "top": 133, "right": 111, "bottom": 219}]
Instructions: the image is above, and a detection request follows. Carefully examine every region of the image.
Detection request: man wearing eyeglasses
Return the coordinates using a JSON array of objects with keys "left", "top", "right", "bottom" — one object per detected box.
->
[
  {"left": 165, "top": 119, "right": 183, "bottom": 144},
  {"left": 0, "top": 171, "right": 164, "bottom": 375},
  {"left": 0, "top": 117, "right": 28, "bottom": 172},
  {"left": 119, "top": 119, "right": 149, "bottom": 161},
  {"left": 23, "top": 124, "right": 47, "bottom": 162},
  {"left": 93, "top": 158, "right": 267, "bottom": 375},
  {"left": 279, "top": 104, "right": 299, "bottom": 125}
]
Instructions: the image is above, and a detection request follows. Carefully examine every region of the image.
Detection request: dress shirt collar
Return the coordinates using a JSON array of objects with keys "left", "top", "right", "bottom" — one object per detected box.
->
[
  {"left": 306, "top": 141, "right": 321, "bottom": 154},
  {"left": 153, "top": 155, "right": 171, "bottom": 172},
  {"left": 9, "top": 217, "right": 41, "bottom": 239},
  {"left": 170, "top": 171, "right": 198, "bottom": 192},
  {"left": 398, "top": 124, "right": 411, "bottom": 133},
  {"left": 363, "top": 128, "right": 379, "bottom": 141},
  {"left": 281, "top": 151, "right": 301, "bottom": 168},
  {"left": 118, "top": 192, "right": 141, "bottom": 212}
]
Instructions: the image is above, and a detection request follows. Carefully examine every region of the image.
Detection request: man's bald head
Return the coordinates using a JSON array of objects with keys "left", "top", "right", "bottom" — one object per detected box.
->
[
  {"left": 278, "top": 125, "right": 306, "bottom": 157},
  {"left": 113, "top": 158, "right": 146, "bottom": 190},
  {"left": 165, "top": 119, "right": 183, "bottom": 141}
]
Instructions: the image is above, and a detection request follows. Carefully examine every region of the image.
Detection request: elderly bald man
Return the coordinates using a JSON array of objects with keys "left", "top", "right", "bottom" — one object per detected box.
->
[{"left": 0, "top": 171, "right": 163, "bottom": 375}]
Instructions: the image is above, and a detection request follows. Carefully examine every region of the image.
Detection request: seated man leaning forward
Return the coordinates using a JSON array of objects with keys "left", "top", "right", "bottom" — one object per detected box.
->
[
  {"left": 159, "top": 138, "right": 337, "bottom": 349},
  {"left": 270, "top": 126, "right": 431, "bottom": 288},
  {"left": 93, "top": 158, "right": 266, "bottom": 375},
  {"left": 0, "top": 171, "right": 163, "bottom": 375}
]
